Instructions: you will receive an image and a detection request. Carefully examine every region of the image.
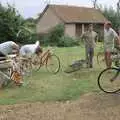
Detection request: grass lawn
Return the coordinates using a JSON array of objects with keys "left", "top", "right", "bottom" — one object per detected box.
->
[{"left": 0, "top": 44, "right": 104, "bottom": 105}]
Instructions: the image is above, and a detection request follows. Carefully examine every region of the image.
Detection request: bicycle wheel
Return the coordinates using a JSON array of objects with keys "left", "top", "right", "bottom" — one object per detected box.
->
[
  {"left": 98, "top": 67, "right": 120, "bottom": 93},
  {"left": 97, "top": 52, "right": 106, "bottom": 67},
  {"left": 31, "top": 54, "right": 41, "bottom": 71},
  {"left": 46, "top": 54, "right": 60, "bottom": 74}
]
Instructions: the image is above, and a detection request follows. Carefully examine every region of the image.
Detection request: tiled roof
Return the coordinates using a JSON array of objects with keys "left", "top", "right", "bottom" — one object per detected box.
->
[{"left": 42, "top": 4, "right": 107, "bottom": 23}]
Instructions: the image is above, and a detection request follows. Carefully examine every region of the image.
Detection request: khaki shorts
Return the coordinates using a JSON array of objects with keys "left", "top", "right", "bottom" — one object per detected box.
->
[{"left": 104, "top": 44, "right": 114, "bottom": 52}]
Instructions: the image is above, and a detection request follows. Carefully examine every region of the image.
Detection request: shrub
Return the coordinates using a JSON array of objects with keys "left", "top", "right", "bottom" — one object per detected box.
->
[
  {"left": 38, "top": 24, "right": 80, "bottom": 47},
  {"left": 57, "top": 36, "right": 80, "bottom": 47},
  {"left": 48, "top": 24, "right": 64, "bottom": 46}
]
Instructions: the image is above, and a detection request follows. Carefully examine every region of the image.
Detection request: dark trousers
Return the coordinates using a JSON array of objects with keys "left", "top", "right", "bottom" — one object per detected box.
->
[{"left": 85, "top": 47, "right": 94, "bottom": 67}]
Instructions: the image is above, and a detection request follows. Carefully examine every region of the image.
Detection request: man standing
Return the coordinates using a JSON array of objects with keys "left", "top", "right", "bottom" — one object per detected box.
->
[
  {"left": 104, "top": 21, "right": 120, "bottom": 68},
  {"left": 81, "top": 24, "right": 97, "bottom": 68}
]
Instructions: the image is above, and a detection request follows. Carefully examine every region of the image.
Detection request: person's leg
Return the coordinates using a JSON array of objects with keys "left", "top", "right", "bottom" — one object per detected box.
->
[
  {"left": 89, "top": 48, "right": 94, "bottom": 68},
  {"left": 105, "top": 51, "right": 112, "bottom": 68},
  {"left": 85, "top": 47, "right": 89, "bottom": 67}
]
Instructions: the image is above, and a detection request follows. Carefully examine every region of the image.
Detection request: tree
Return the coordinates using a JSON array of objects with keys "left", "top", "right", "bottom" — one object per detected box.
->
[
  {"left": 117, "top": 0, "right": 120, "bottom": 17},
  {"left": 24, "top": 18, "right": 36, "bottom": 32},
  {"left": 100, "top": 6, "right": 120, "bottom": 30},
  {"left": 91, "top": 0, "right": 98, "bottom": 9},
  {"left": 0, "top": 3, "right": 25, "bottom": 43},
  {"left": 0, "top": 3, "right": 35, "bottom": 44}
]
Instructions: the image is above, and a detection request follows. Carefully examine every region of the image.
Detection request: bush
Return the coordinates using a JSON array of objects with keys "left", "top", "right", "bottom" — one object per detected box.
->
[
  {"left": 26, "top": 33, "right": 38, "bottom": 44},
  {"left": 38, "top": 24, "right": 80, "bottom": 47},
  {"left": 38, "top": 34, "right": 50, "bottom": 46},
  {"left": 57, "top": 36, "right": 80, "bottom": 47},
  {"left": 48, "top": 24, "right": 64, "bottom": 46}
]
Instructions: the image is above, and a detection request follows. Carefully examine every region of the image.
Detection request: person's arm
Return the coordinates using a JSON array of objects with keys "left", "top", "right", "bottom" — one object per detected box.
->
[
  {"left": 95, "top": 32, "right": 98, "bottom": 43},
  {"left": 80, "top": 32, "right": 86, "bottom": 44},
  {"left": 113, "top": 30, "right": 120, "bottom": 45},
  {"left": 80, "top": 32, "right": 85, "bottom": 39}
]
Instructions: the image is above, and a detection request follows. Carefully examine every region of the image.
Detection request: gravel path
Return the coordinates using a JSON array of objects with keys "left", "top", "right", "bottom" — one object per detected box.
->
[{"left": 0, "top": 93, "right": 120, "bottom": 120}]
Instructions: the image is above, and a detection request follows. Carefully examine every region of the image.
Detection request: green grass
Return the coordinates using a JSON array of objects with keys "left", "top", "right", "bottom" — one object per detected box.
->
[{"left": 0, "top": 44, "right": 104, "bottom": 105}]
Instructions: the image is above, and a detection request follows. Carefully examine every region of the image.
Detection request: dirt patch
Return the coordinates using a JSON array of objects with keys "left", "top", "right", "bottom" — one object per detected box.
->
[{"left": 0, "top": 93, "right": 120, "bottom": 120}]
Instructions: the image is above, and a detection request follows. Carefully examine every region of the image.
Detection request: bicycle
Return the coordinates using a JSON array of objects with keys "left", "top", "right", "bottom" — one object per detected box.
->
[
  {"left": 31, "top": 48, "right": 60, "bottom": 74},
  {"left": 97, "top": 66, "right": 120, "bottom": 93},
  {"left": 64, "top": 59, "right": 87, "bottom": 73},
  {"left": 97, "top": 47, "right": 120, "bottom": 68},
  {"left": 16, "top": 28, "right": 60, "bottom": 74},
  {"left": 0, "top": 53, "right": 34, "bottom": 87},
  {"left": 0, "top": 54, "right": 24, "bottom": 87}
]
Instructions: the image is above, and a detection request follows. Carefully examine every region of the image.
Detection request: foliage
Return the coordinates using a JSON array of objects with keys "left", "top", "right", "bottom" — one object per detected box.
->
[
  {"left": 57, "top": 36, "right": 80, "bottom": 47},
  {"left": 99, "top": 6, "right": 120, "bottom": 30},
  {"left": 38, "top": 24, "right": 80, "bottom": 47},
  {"left": 0, "top": 3, "right": 24, "bottom": 43},
  {"left": 24, "top": 17, "right": 37, "bottom": 33},
  {"left": 48, "top": 24, "right": 64, "bottom": 46},
  {"left": 0, "top": 3, "right": 37, "bottom": 44}
]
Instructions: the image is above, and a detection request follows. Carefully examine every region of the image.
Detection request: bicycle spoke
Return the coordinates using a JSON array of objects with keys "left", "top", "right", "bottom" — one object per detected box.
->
[{"left": 31, "top": 55, "right": 41, "bottom": 71}]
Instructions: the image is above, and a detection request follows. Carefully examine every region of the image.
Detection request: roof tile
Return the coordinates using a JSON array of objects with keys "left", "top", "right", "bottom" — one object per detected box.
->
[{"left": 49, "top": 4, "right": 107, "bottom": 23}]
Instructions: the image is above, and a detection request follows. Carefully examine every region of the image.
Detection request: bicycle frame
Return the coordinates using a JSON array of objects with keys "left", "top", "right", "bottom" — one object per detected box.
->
[
  {"left": 39, "top": 49, "right": 51, "bottom": 67},
  {"left": 31, "top": 48, "right": 60, "bottom": 74},
  {"left": 97, "top": 47, "right": 120, "bottom": 67},
  {"left": 0, "top": 55, "right": 23, "bottom": 86}
]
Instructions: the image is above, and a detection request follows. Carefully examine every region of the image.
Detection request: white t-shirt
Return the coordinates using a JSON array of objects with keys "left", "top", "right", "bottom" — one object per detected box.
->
[
  {"left": 104, "top": 28, "right": 118, "bottom": 51},
  {"left": 0, "top": 41, "right": 17, "bottom": 55},
  {"left": 20, "top": 41, "right": 40, "bottom": 57}
]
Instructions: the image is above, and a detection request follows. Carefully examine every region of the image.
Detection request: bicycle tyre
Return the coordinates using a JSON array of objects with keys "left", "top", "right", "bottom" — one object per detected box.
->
[
  {"left": 46, "top": 54, "right": 60, "bottom": 74},
  {"left": 98, "top": 67, "right": 120, "bottom": 93}
]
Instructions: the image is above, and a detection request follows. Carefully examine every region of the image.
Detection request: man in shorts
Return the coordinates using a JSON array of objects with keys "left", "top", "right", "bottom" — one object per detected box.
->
[
  {"left": 81, "top": 24, "right": 98, "bottom": 68},
  {"left": 104, "top": 21, "right": 120, "bottom": 68}
]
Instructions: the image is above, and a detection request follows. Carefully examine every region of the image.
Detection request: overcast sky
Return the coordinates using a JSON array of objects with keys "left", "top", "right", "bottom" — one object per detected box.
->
[{"left": 0, "top": 0, "right": 118, "bottom": 18}]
